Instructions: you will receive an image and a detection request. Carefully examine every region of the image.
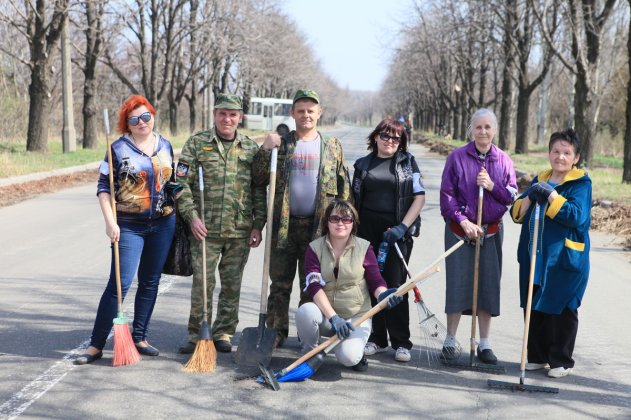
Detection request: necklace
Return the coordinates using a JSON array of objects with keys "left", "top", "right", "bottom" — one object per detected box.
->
[{"left": 131, "top": 134, "right": 155, "bottom": 156}]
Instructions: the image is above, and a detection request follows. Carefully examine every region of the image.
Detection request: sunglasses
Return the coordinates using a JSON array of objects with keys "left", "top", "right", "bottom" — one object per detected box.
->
[
  {"left": 378, "top": 132, "right": 401, "bottom": 143},
  {"left": 328, "top": 215, "right": 354, "bottom": 225},
  {"left": 127, "top": 112, "right": 152, "bottom": 126}
]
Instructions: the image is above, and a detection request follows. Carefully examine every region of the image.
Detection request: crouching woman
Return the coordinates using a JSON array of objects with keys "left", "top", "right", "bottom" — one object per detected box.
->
[{"left": 295, "top": 199, "right": 403, "bottom": 372}]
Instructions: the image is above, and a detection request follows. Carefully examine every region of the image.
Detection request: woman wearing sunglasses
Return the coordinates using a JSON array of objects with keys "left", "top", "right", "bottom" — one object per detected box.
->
[
  {"left": 351, "top": 118, "right": 426, "bottom": 363},
  {"left": 296, "top": 200, "right": 403, "bottom": 372},
  {"left": 76, "top": 95, "right": 177, "bottom": 364}
]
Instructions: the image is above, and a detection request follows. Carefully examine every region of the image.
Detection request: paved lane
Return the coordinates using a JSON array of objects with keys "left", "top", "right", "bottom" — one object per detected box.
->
[{"left": 0, "top": 124, "right": 629, "bottom": 419}]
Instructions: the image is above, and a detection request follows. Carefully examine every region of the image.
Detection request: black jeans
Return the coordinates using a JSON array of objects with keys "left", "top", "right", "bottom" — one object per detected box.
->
[{"left": 358, "top": 208, "right": 412, "bottom": 350}]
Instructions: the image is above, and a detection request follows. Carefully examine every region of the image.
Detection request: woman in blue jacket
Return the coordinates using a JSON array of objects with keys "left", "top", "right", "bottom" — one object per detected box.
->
[{"left": 511, "top": 128, "right": 591, "bottom": 378}]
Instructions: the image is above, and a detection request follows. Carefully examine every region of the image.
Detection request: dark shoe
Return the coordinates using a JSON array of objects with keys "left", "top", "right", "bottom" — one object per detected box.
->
[
  {"left": 74, "top": 351, "right": 103, "bottom": 365},
  {"left": 135, "top": 343, "right": 159, "bottom": 357},
  {"left": 178, "top": 341, "right": 196, "bottom": 354},
  {"left": 214, "top": 339, "right": 232, "bottom": 353},
  {"left": 440, "top": 346, "right": 458, "bottom": 361},
  {"left": 477, "top": 348, "right": 498, "bottom": 365},
  {"left": 352, "top": 356, "right": 369, "bottom": 372}
]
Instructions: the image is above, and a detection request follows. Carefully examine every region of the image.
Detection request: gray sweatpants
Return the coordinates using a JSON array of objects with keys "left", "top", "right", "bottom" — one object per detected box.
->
[{"left": 295, "top": 302, "right": 372, "bottom": 367}]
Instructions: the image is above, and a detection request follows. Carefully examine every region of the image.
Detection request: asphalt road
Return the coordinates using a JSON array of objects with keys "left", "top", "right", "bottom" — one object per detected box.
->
[{"left": 1, "top": 125, "right": 630, "bottom": 419}]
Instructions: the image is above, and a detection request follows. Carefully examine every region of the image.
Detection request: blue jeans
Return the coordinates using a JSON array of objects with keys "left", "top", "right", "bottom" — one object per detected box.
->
[{"left": 89, "top": 215, "right": 175, "bottom": 350}]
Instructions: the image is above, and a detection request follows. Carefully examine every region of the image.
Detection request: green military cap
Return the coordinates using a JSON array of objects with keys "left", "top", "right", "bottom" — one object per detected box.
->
[
  {"left": 215, "top": 93, "right": 243, "bottom": 110},
  {"left": 293, "top": 89, "right": 320, "bottom": 104}
]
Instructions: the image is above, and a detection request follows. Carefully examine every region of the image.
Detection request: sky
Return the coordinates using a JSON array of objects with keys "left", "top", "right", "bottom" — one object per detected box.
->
[{"left": 281, "top": 0, "right": 410, "bottom": 92}]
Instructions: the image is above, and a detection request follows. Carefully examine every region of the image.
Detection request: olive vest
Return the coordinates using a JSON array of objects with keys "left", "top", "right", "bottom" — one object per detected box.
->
[{"left": 309, "top": 236, "right": 372, "bottom": 319}]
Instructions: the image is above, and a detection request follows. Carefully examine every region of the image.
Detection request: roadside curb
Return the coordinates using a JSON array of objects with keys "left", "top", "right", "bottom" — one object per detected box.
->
[{"left": 0, "top": 162, "right": 101, "bottom": 188}]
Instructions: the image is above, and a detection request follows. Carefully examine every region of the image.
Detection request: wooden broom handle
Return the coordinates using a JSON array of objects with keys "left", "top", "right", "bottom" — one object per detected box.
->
[
  {"left": 470, "top": 186, "right": 483, "bottom": 354},
  {"left": 105, "top": 134, "right": 123, "bottom": 313}
]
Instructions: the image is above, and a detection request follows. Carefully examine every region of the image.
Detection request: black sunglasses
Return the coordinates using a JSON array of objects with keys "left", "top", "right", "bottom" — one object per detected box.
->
[
  {"left": 127, "top": 112, "right": 152, "bottom": 126},
  {"left": 328, "top": 215, "right": 354, "bottom": 225},
  {"left": 379, "top": 132, "right": 401, "bottom": 143}
]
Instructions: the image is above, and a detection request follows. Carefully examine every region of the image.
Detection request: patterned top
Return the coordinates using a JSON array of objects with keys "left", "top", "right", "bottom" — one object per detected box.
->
[{"left": 97, "top": 134, "right": 174, "bottom": 222}]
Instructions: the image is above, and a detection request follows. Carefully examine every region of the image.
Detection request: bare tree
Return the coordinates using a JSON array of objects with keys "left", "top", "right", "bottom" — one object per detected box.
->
[
  {"left": 0, "top": 0, "right": 68, "bottom": 151},
  {"left": 513, "top": 0, "right": 558, "bottom": 154},
  {"left": 536, "top": 0, "right": 618, "bottom": 167}
]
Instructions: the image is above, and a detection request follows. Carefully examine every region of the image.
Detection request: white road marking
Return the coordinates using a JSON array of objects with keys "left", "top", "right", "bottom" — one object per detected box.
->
[{"left": 0, "top": 275, "right": 179, "bottom": 420}]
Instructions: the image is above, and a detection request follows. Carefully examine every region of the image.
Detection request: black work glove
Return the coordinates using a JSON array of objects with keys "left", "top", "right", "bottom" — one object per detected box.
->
[
  {"left": 526, "top": 185, "right": 540, "bottom": 203},
  {"left": 382, "top": 223, "right": 408, "bottom": 244},
  {"left": 330, "top": 315, "right": 354, "bottom": 340},
  {"left": 533, "top": 182, "right": 554, "bottom": 201},
  {"left": 378, "top": 288, "right": 404, "bottom": 309}
]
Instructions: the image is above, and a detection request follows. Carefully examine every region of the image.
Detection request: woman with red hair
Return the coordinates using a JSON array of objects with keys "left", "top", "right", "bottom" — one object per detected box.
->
[{"left": 76, "top": 95, "right": 177, "bottom": 365}]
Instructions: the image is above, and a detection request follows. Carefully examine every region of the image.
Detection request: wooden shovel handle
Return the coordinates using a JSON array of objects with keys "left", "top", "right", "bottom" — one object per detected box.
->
[{"left": 259, "top": 148, "right": 278, "bottom": 314}]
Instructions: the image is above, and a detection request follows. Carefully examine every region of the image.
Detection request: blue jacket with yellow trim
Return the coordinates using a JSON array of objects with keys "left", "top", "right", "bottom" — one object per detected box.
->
[{"left": 511, "top": 168, "right": 591, "bottom": 314}]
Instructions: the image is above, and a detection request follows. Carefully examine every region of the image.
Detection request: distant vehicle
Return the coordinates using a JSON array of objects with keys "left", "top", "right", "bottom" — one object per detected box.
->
[{"left": 244, "top": 97, "right": 295, "bottom": 133}]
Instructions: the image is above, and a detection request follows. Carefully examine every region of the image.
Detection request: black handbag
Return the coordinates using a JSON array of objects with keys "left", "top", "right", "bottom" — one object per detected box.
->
[{"left": 162, "top": 207, "right": 193, "bottom": 276}]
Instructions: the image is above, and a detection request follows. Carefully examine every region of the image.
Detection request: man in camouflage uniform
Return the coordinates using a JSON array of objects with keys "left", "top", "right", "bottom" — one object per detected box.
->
[
  {"left": 176, "top": 93, "right": 266, "bottom": 354},
  {"left": 252, "top": 89, "right": 351, "bottom": 348}
]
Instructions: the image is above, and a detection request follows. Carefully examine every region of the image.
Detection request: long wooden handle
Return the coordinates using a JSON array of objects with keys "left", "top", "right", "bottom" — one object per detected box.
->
[
  {"left": 520, "top": 203, "right": 540, "bottom": 372},
  {"left": 280, "top": 240, "right": 464, "bottom": 375},
  {"left": 105, "top": 133, "right": 123, "bottom": 313},
  {"left": 259, "top": 148, "right": 278, "bottom": 314},
  {"left": 199, "top": 167, "right": 208, "bottom": 323},
  {"left": 470, "top": 186, "right": 484, "bottom": 356},
  {"left": 393, "top": 242, "right": 422, "bottom": 301}
]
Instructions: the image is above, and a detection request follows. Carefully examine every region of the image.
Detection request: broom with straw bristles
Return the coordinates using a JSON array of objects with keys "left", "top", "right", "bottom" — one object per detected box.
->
[
  {"left": 104, "top": 110, "right": 141, "bottom": 367},
  {"left": 183, "top": 167, "right": 217, "bottom": 373}
]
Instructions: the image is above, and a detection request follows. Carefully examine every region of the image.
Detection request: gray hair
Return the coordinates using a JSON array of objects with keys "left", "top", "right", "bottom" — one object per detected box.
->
[{"left": 467, "top": 108, "right": 498, "bottom": 141}]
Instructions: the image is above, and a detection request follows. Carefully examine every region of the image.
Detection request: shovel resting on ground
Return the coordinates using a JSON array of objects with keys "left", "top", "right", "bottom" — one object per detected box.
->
[{"left": 235, "top": 148, "right": 278, "bottom": 367}]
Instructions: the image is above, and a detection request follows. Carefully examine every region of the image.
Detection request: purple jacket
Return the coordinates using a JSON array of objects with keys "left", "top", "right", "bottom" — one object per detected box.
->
[{"left": 440, "top": 142, "right": 517, "bottom": 225}]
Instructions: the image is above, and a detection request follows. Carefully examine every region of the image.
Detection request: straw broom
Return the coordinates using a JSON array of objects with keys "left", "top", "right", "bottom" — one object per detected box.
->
[
  {"left": 183, "top": 167, "right": 217, "bottom": 373},
  {"left": 104, "top": 112, "right": 141, "bottom": 367}
]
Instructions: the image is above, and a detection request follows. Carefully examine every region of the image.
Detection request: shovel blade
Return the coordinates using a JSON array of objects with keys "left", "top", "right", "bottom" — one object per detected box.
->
[{"left": 235, "top": 325, "right": 277, "bottom": 367}]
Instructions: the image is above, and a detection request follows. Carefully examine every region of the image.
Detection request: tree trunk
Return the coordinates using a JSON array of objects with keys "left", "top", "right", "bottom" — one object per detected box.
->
[
  {"left": 82, "top": 77, "right": 99, "bottom": 149},
  {"left": 624, "top": 0, "right": 631, "bottom": 182},
  {"left": 169, "top": 99, "right": 178, "bottom": 136},
  {"left": 514, "top": 89, "right": 531, "bottom": 154},
  {"left": 498, "top": 0, "right": 516, "bottom": 151},
  {"left": 26, "top": 65, "right": 50, "bottom": 152},
  {"left": 574, "top": 68, "right": 595, "bottom": 167}
]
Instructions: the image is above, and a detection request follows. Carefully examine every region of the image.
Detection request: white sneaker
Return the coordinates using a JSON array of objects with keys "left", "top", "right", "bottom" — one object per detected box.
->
[
  {"left": 548, "top": 367, "right": 572, "bottom": 378},
  {"left": 525, "top": 362, "right": 549, "bottom": 371},
  {"left": 364, "top": 342, "right": 387, "bottom": 356},
  {"left": 394, "top": 347, "right": 411, "bottom": 362}
]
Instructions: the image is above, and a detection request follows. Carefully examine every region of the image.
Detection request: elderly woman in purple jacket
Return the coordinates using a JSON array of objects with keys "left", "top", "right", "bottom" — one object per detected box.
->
[{"left": 439, "top": 108, "right": 517, "bottom": 364}]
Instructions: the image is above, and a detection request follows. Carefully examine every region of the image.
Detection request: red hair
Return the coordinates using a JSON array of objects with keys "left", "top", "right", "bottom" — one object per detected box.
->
[{"left": 116, "top": 95, "right": 156, "bottom": 134}]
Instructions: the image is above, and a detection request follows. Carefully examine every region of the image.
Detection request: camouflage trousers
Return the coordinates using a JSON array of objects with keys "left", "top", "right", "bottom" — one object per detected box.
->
[
  {"left": 187, "top": 235, "right": 250, "bottom": 343},
  {"left": 266, "top": 217, "right": 314, "bottom": 339}
]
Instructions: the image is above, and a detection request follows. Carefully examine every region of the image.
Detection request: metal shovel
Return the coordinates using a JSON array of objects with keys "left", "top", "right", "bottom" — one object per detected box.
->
[{"left": 235, "top": 148, "right": 278, "bottom": 367}]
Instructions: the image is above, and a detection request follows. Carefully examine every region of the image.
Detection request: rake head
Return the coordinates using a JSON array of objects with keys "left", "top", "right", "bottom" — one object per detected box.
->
[{"left": 415, "top": 299, "right": 462, "bottom": 367}]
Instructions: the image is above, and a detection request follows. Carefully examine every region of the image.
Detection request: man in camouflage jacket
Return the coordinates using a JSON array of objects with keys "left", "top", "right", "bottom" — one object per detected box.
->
[
  {"left": 176, "top": 93, "right": 266, "bottom": 354},
  {"left": 252, "top": 89, "right": 351, "bottom": 347}
]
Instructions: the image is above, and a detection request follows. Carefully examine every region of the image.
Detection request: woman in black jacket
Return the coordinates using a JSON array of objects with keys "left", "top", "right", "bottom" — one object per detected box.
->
[{"left": 351, "top": 118, "right": 426, "bottom": 363}]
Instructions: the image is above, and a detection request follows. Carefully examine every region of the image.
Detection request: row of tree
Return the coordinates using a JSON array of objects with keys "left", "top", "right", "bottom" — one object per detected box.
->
[
  {"left": 0, "top": 0, "right": 366, "bottom": 153},
  {"left": 3, "top": 0, "right": 631, "bottom": 182},
  {"left": 380, "top": 0, "right": 631, "bottom": 182}
]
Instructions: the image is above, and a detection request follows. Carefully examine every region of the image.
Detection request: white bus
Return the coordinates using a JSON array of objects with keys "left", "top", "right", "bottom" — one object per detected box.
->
[{"left": 244, "top": 97, "right": 295, "bottom": 133}]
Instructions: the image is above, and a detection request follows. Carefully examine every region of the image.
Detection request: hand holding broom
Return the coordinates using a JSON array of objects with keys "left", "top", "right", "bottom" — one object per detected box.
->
[
  {"left": 183, "top": 167, "right": 217, "bottom": 373},
  {"left": 104, "top": 109, "right": 141, "bottom": 367}
]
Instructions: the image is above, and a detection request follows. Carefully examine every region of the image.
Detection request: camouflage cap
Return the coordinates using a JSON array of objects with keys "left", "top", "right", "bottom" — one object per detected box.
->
[
  {"left": 293, "top": 89, "right": 320, "bottom": 104},
  {"left": 214, "top": 93, "right": 242, "bottom": 110}
]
